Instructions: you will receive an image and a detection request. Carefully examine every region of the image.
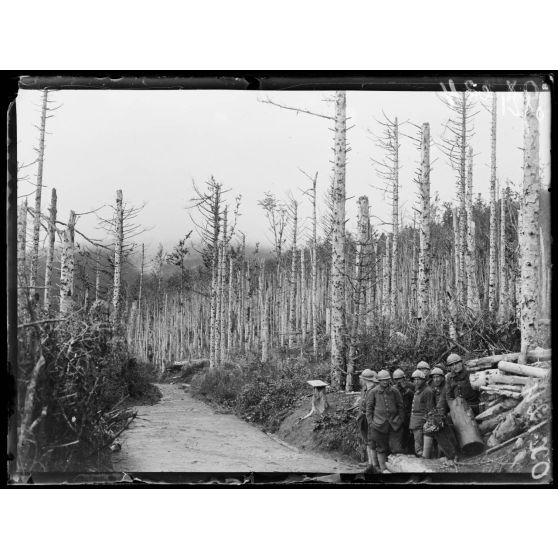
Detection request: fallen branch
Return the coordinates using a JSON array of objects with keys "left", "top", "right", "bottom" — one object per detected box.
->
[{"left": 17, "top": 353, "right": 46, "bottom": 457}]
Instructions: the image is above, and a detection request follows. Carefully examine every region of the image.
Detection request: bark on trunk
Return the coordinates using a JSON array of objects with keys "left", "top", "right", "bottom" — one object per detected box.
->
[
  {"left": 43, "top": 188, "right": 57, "bottom": 313},
  {"left": 17, "top": 199, "right": 28, "bottom": 321},
  {"left": 466, "top": 145, "right": 479, "bottom": 311},
  {"left": 30, "top": 89, "right": 49, "bottom": 299},
  {"left": 289, "top": 200, "right": 298, "bottom": 350},
  {"left": 488, "top": 92, "right": 498, "bottom": 313},
  {"left": 112, "top": 189, "right": 124, "bottom": 323},
  {"left": 519, "top": 92, "right": 540, "bottom": 363},
  {"left": 330, "top": 91, "right": 347, "bottom": 387},
  {"left": 418, "top": 123, "right": 431, "bottom": 327},
  {"left": 59, "top": 211, "right": 76, "bottom": 316}
]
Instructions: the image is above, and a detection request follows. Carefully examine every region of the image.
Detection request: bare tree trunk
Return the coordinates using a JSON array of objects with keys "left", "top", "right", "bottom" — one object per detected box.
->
[
  {"left": 346, "top": 195, "right": 369, "bottom": 391},
  {"left": 112, "top": 189, "right": 124, "bottom": 323},
  {"left": 519, "top": 92, "right": 540, "bottom": 363},
  {"left": 138, "top": 243, "right": 144, "bottom": 321},
  {"left": 390, "top": 118, "right": 399, "bottom": 321},
  {"left": 466, "top": 146, "right": 480, "bottom": 311},
  {"left": 498, "top": 187, "right": 509, "bottom": 323},
  {"left": 30, "top": 89, "right": 49, "bottom": 300},
  {"left": 418, "top": 123, "right": 431, "bottom": 329},
  {"left": 260, "top": 263, "right": 269, "bottom": 363},
  {"left": 95, "top": 252, "right": 101, "bottom": 301},
  {"left": 382, "top": 235, "right": 391, "bottom": 319},
  {"left": 308, "top": 173, "right": 319, "bottom": 360},
  {"left": 300, "top": 247, "right": 307, "bottom": 349},
  {"left": 488, "top": 92, "right": 498, "bottom": 314},
  {"left": 289, "top": 200, "right": 298, "bottom": 349},
  {"left": 453, "top": 206, "right": 460, "bottom": 304},
  {"left": 43, "top": 188, "right": 57, "bottom": 313},
  {"left": 330, "top": 91, "right": 347, "bottom": 388},
  {"left": 59, "top": 211, "right": 76, "bottom": 316},
  {"left": 458, "top": 92, "right": 468, "bottom": 307},
  {"left": 227, "top": 252, "right": 234, "bottom": 355},
  {"left": 17, "top": 199, "right": 28, "bottom": 320}
]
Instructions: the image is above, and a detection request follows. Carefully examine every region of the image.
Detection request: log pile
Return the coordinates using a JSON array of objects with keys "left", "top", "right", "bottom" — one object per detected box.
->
[{"left": 466, "top": 348, "right": 551, "bottom": 451}]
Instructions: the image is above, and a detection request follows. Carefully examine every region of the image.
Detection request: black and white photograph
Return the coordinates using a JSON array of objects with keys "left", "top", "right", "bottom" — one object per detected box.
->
[{"left": 6, "top": 74, "right": 553, "bottom": 485}]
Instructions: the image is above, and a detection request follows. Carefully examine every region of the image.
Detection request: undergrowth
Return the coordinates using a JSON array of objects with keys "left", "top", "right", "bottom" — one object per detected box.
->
[
  {"left": 17, "top": 310, "right": 161, "bottom": 473},
  {"left": 191, "top": 356, "right": 329, "bottom": 432}
]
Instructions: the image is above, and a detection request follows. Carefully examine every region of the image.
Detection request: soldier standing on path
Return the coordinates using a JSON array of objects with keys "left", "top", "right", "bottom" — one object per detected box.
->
[
  {"left": 357, "top": 369, "right": 380, "bottom": 473},
  {"left": 365, "top": 370, "right": 404, "bottom": 473},
  {"left": 445, "top": 353, "right": 480, "bottom": 416},
  {"left": 409, "top": 369, "right": 435, "bottom": 457},
  {"left": 393, "top": 368, "right": 414, "bottom": 454}
]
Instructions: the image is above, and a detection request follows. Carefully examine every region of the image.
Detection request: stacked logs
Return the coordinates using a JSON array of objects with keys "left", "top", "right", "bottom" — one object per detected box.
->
[{"left": 466, "top": 348, "right": 551, "bottom": 450}]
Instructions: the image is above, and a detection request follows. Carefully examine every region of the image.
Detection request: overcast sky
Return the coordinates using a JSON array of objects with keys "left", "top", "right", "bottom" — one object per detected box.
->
[{"left": 16, "top": 89, "right": 551, "bottom": 258}]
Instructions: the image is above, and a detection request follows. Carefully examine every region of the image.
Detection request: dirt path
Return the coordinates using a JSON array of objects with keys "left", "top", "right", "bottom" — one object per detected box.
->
[{"left": 113, "top": 384, "right": 361, "bottom": 473}]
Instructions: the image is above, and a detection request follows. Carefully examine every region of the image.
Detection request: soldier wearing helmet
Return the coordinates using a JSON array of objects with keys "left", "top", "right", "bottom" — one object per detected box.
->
[
  {"left": 365, "top": 369, "right": 404, "bottom": 473},
  {"left": 409, "top": 369, "right": 435, "bottom": 457},
  {"left": 445, "top": 352, "right": 480, "bottom": 415},
  {"left": 416, "top": 360, "right": 431, "bottom": 384},
  {"left": 357, "top": 370, "right": 380, "bottom": 473},
  {"left": 430, "top": 367, "right": 449, "bottom": 413},
  {"left": 392, "top": 368, "right": 414, "bottom": 453}
]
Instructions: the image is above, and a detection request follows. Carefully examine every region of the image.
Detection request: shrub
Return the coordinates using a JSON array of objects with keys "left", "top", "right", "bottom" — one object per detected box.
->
[{"left": 18, "top": 310, "right": 160, "bottom": 472}]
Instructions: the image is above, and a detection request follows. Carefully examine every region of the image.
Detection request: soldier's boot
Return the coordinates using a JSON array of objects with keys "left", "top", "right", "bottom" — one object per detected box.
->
[{"left": 377, "top": 452, "right": 391, "bottom": 473}]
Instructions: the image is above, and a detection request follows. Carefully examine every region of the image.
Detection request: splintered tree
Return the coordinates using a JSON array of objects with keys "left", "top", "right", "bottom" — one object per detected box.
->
[
  {"left": 416, "top": 123, "right": 431, "bottom": 332},
  {"left": 330, "top": 91, "right": 348, "bottom": 387},
  {"left": 288, "top": 198, "right": 298, "bottom": 349},
  {"left": 43, "top": 188, "right": 57, "bottom": 313},
  {"left": 29, "top": 90, "right": 48, "bottom": 300},
  {"left": 371, "top": 113, "right": 402, "bottom": 322},
  {"left": 439, "top": 90, "right": 478, "bottom": 308},
  {"left": 58, "top": 211, "right": 77, "bottom": 316},
  {"left": 488, "top": 92, "right": 498, "bottom": 313},
  {"left": 466, "top": 145, "right": 480, "bottom": 311},
  {"left": 346, "top": 195, "right": 370, "bottom": 390},
  {"left": 519, "top": 92, "right": 540, "bottom": 363}
]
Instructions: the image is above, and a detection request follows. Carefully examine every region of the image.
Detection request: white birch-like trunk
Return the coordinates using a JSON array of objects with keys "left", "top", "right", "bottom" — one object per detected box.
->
[
  {"left": 300, "top": 248, "right": 306, "bottom": 348},
  {"left": 466, "top": 146, "right": 480, "bottom": 312},
  {"left": 382, "top": 235, "right": 391, "bottom": 318},
  {"left": 59, "top": 211, "right": 76, "bottom": 316},
  {"left": 418, "top": 123, "right": 431, "bottom": 325},
  {"left": 458, "top": 92, "right": 468, "bottom": 307},
  {"left": 519, "top": 92, "right": 540, "bottom": 363},
  {"left": 497, "top": 193, "right": 508, "bottom": 322},
  {"left": 30, "top": 89, "right": 48, "bottom": 299},
  {"left": 43, "top": 188, "right": 57, "bottom": 313},
  {"left": 311, "top": 173, "right": 318, "bottom": 359},
  {"left": 488, "top": 92, "right": 498, "bottom": 314},
  {"left": 227, "top": 252, "right": 234, "bottom": 355},
  {"left": 17, "top": 199, "right": 28, "bottom": 320},
  {"left": 330, "top": 91, "right": 347, "bottom": 387},
  {"left": 390, "top": 118, "right": 399, "bottom": 321},
  {"left": 346, "top": 195, "right": 369, "bottom": 391},
  {"left": 112, "top": 189, "right": 124, "bottom": 323},
  {"left": 289, "top": 200, "right": 298, "bottom": 349}
]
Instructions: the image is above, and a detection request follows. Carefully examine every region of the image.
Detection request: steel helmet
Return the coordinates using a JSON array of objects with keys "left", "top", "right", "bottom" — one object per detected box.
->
[
  {"left": 377, "top": 369, "right": 391, "bottom": 381},
  {"left": 417, "top": 360, "right": 430, "bottom": 370},
  {"left": 446, "top": 353, "right": 462, "bottom": 366},
  {"left": 430, "top": 367, "right": 444, "bottom": 376},
  {"left": 393, "top": 369, "right": 406, "bottom": 380},
  {"left": 360, "top": 369, "right": 378, "bottom": 383},
  {"left": 411, "top": 369, "right": 426, "bottom": 380}
]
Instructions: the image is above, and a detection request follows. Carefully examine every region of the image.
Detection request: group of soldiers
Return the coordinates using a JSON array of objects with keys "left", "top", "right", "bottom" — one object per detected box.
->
[{"left": 356, "top": 352, "right": 480, "bottom": 474}]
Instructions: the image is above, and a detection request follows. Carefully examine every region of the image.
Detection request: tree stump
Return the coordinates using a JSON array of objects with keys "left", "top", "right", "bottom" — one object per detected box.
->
[{"left": 301, "top": 380, "right": 330, "bottom": 420}]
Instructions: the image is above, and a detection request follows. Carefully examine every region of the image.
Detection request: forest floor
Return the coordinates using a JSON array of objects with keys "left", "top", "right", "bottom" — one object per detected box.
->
[{"left": 112, "top": 383, "right": 361, "bottom": 473}]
